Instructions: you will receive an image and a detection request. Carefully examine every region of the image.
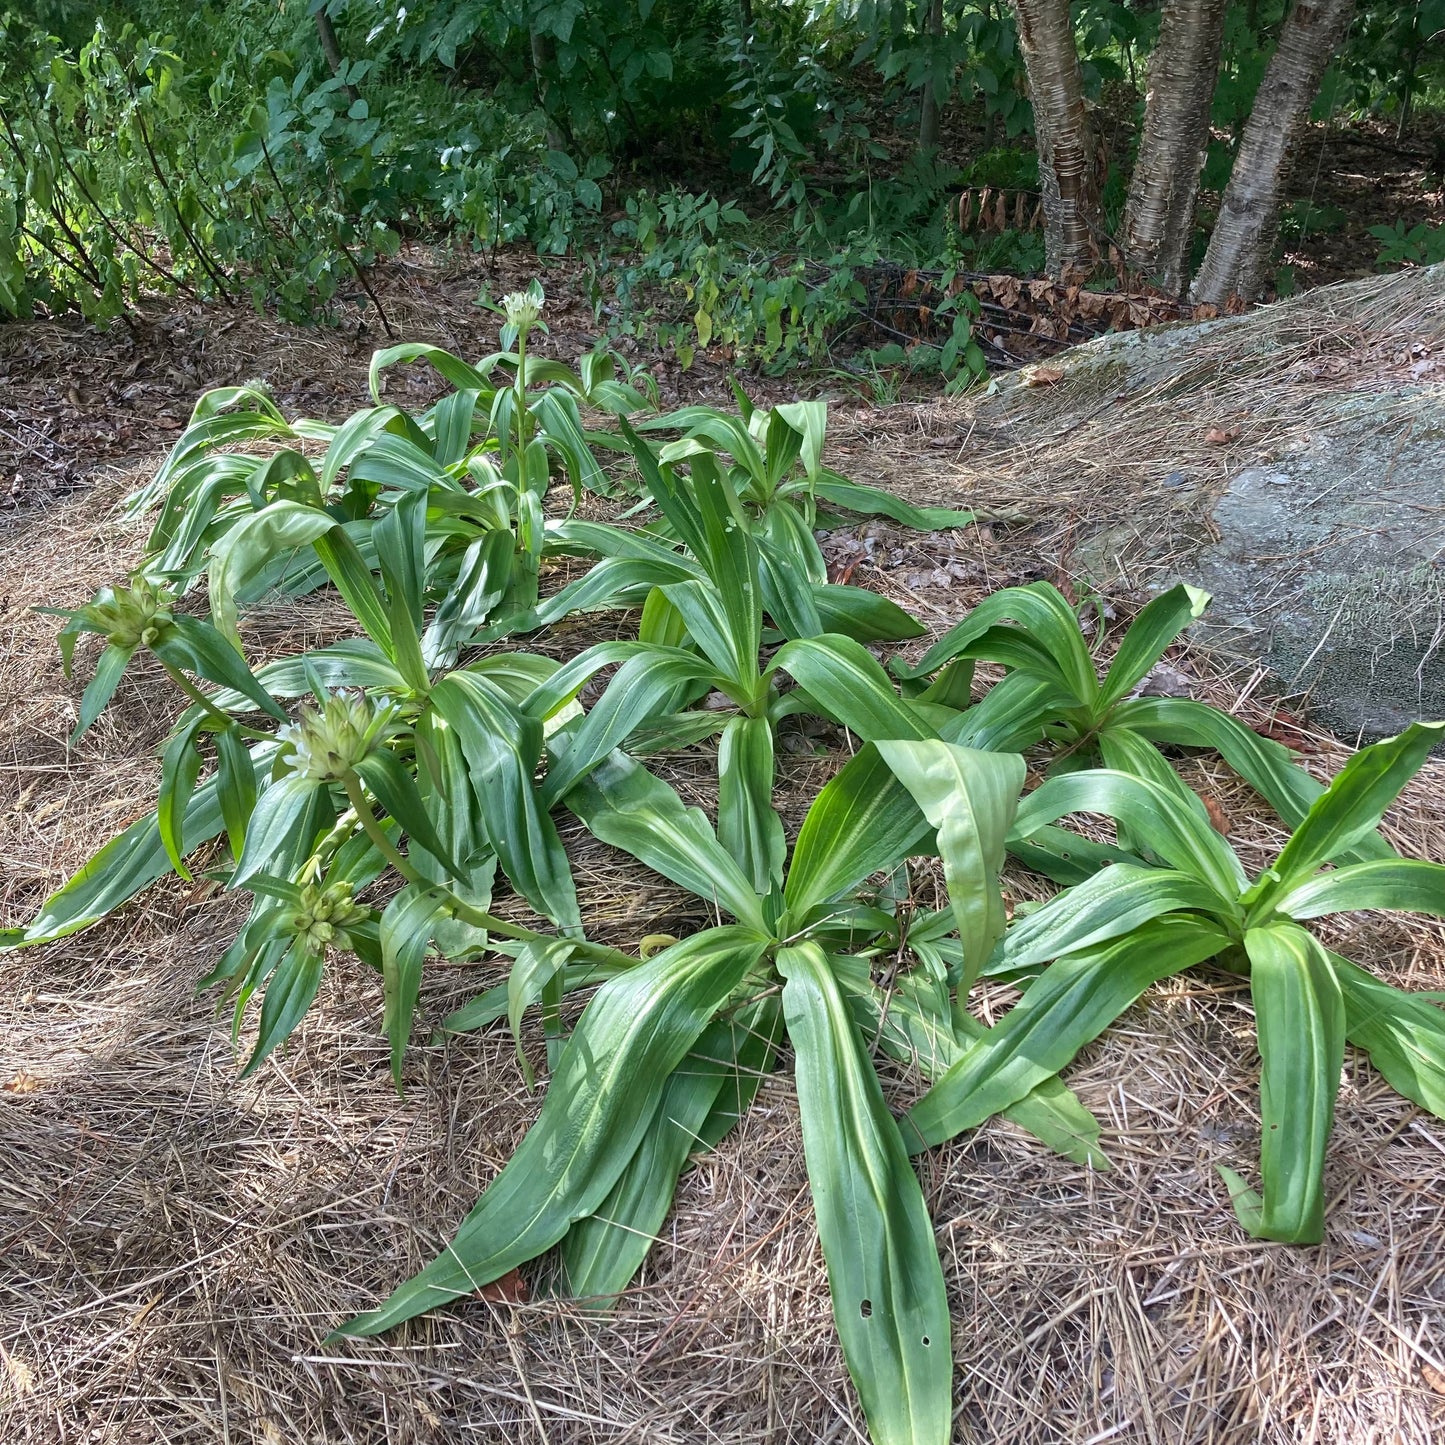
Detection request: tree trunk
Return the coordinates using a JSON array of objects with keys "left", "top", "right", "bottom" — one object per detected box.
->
[
  {"left": 1120, "top": 0, "right": 1227, "bottom": 294},
  {"left": 313, "top": 7, "right": 358, "bottom": 103},
  {"left": 1190, "top": 0, "right": 1356, "bottom": 304},
  {"left": 919, "top": 0, "right": 946, "bottom": 154},
  {"left": 1010, "top": 0, "right": 1102, "bottom": 277}
]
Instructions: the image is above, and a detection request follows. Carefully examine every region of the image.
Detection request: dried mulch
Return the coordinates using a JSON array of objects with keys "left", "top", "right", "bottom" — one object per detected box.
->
[{"left": 3, "top": 266, "right": 1445, "bottom": 1444}]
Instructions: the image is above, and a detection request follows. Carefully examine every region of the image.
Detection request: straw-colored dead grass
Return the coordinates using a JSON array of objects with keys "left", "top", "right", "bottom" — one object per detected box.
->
[{"left": 5, "top": 273, "right": 1445, "bottom": 1445}]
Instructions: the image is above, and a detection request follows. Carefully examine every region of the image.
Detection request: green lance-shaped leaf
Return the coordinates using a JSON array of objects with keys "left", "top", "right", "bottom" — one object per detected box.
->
[
  {"left": 772, "top": 633, "right": 934, "bottom": 743},
  {"left": 427, "top": 387, "right": 484, "bottom": 466},
  {"left": 438, "top": 956, "right": 634, "bottom": 1037},
  {"left": 423, "top": 527, "right": 515, "bottom": 667},
  {"left": 952, "top": 670, "right": 1068, "bottom": 753},
  {"left": 1096, "top": 723, "right": 1215, "bottom": 818},
  {"left": 875, "top": 740, "right": 1024, "bottom": 996},
  {"left": 431, "top": 670, "right": 581, "bottom": 933},
  {"left": 778, "top": 942, "right": 951, "bottom": 1445},
  {"left": 1330, "top": 953, "right": 1445, "bottom": 1120},
  {"left": 1114, "top": 696, "right": 1395, "bottom": 864},
  {"left": 1005, "top": 825, "right": 1140, "bottom": 886},
  {"left": 812, "top": 583, "right": 925, "bottom": 644},
  {"left": 210, "top": 640, "right": 406, "bottom": 707},
  {"left": 528, "top": 553, "right": 698, "bottom": 628},
  {"left": 1010, "top": 767, "right": 1247, "bottom": 902},
  {"left": 72, "top": 641, "right": 134, "bottom": 743},
  {"left": 839, "top": 962, "right": 1108, "bottom": 1170},
  {"left": 681, "top": 450, "right": 763, "bottom": 666},
  {"left": 241, "top": 941, "right": 324, "bottom": 1077},
  {"left": 661, "top": 579, "right": 759, "bottom": 697},
  {"left": 381, "top": 884, "right": 453, "bottom": 1090},
  {"left": 354, "top": 748, "right": 464, "bottom": 880},
  {"left": 1096, "top": 584, "right": 1209, "bottom": 709},
  {"left": 1255, "top": 722, "right": 1445, "bottom": 901},
  {"left": 891, "top": 580, "right": 1097, "bottom": 702},
  {"left": 565, "top": 750, "right": 767, "bottom": 933},
  {"left": 207, "top": 500, "right": 334, "bottom": 649},
  {"left": 810, "top": 473, "right": 976, "bottom": 532},
  {"left": 331, "top": 926, "right": 769, "bottom": 1338},
  {"left": 367, "top": 342, "right": 496, "bottom": 404},
  {"left": 784, "top": 743, "right": 934, "bottom": 920},
  {"left": 717, "top": 715, "right": 785, "bottom": 898},
  {"left": 540, "top": 647, "right": 719, "bottom": 807},
  {"left": 773, "top": 399, "right": 826, "bottom": 485},
  {"left": 154, "top": 615, "right": 287, "bottom": 720},
  {"left": 312, "top": 523, "right": 415, "bottom": 684},
  {"left": 561, "top": 1001, "right": 782, "bottom": 1303},
  {"left": 231, "top": 771, "right": 327, "bottom": 890},
  {"left": 759, "top": 496, "right": 827, "bottom": 584},
  {"left": 317, "top": 404, "right": 430, "bottom": 488},
  {"left": 1273, "top": 858, "right": 1445, "bottom": 922},
  {"left": 156, "top": 713, "right": 207, "bottom": 879},
  {"left": 371, "top": 485, "right": 427, "bottom": 634},
  {"left": 1231, "top": 924, "right": 1345, "bottom": 1243},
  {"left": 507, "top": 937, "right": 578, "bottom": 1086},
  {"left": 904, "top": 916, "right": 1230, "bottom": 1152},
  {"left": 990, "top": 863, "right": 1231, "bottom": 977},
  {"left": 756, "top": 530, "right": 825, "bottom": 640},
  {"left": 214, "top": 723, "right": 257, "bottom": 859},
  {"left": 412, "top": 713, "right": 497, "bottom": 959}
]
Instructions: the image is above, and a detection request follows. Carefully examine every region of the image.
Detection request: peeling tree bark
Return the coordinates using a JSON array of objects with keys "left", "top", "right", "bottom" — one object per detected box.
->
[
  {"left": 1120, "top": 0, "right": 1227, "bottom": 294},
  {"left": 1010, "top": 0, "right": 1102, "bottom": 278},
  {"left": 1190, "top": 0, "right": 1356, "bottom": 305}
]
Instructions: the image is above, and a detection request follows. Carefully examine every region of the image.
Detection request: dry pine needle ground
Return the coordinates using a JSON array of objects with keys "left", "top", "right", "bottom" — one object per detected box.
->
[{"left": 3, "top": 267, "right": 1445, "bottom": 1444}]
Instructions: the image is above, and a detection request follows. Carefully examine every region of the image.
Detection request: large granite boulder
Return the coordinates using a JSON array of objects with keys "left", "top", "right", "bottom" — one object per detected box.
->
[
  {"left": 954, "top": 264, "right": 1445, "bottom": 740},
  {"left": 1192, "top": 398, "right": 1445, "bottom": 740}
]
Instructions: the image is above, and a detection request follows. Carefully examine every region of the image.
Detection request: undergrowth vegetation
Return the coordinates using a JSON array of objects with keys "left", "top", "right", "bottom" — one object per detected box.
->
[
  {"left": 4, "top": 1, "right": 1445, "bottom": 374},
  {"left": 7, "top": 288, "right": 1445, "bottom": 1445}
]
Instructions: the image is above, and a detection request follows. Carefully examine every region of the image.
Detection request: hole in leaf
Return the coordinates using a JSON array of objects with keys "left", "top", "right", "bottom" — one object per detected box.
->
[
  {"left": 921, "top": 1335, "right": 931, "bottom": 1347},
  {"left": 1059, "top": 851, "right": 1071, "bottom": 860},
  {"left": 859, "top": 1299, "right": 872, "bottom": 1319}
]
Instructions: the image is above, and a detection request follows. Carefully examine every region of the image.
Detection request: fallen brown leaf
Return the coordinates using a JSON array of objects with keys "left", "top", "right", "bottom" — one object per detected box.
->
[
  {"left": 1026, "top": 365, "right": 1065, "bottom": 387},
  {"left": 1204, "top": 426, "right": 1241, "bottom": 445},
  {"left": 1202, "top": 795, "right": 1232, "bottom": 837},
  {"left": 474, "top": 1267, "right": 529, "bottom": 1304},
  {"left": 3, "top": 1071, "right": 40, "bottom": 1094}
]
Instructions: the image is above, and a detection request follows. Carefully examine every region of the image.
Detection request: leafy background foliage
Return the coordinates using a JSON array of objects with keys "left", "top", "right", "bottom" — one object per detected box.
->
[{"left": 3, "top": 0, "right": 1444, "bottom": 373}]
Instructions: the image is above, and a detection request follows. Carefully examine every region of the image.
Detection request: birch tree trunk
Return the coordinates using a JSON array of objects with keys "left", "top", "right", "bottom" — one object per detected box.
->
[
  {"left": 1010, "top": 0, "right": 1101, "bottom": 277},
  {"left": 1120, "top": 0, "right": 1228, "bottom": 294},
  {"left": 1190, "top": 0, "right": 1356, "bottom": 304}
]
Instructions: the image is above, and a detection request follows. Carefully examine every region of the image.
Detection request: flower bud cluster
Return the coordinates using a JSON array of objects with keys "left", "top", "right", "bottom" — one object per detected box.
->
[
  {"left": 85, "top": 578, "right": 177, "bottom": 650},
  {"left": 501, "top": 288, "right": 543, "bottom": 338},
  {"left": 286, "top": 880, "right": 369, "bottom": 952},
  {"left": 277, "top": 689, "right": 399, "bottom": 782}
]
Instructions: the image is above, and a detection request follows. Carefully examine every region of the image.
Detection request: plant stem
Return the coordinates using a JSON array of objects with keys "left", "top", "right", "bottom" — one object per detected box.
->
[
  {"left": 158, "top": 659, "right": 269, "bottom": 738},
  {"left": 339, "top": 772, "right": 636, "bottom": 970},
  {"left": 513, "top": 328, "right": 531, "bottom": 457}
]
